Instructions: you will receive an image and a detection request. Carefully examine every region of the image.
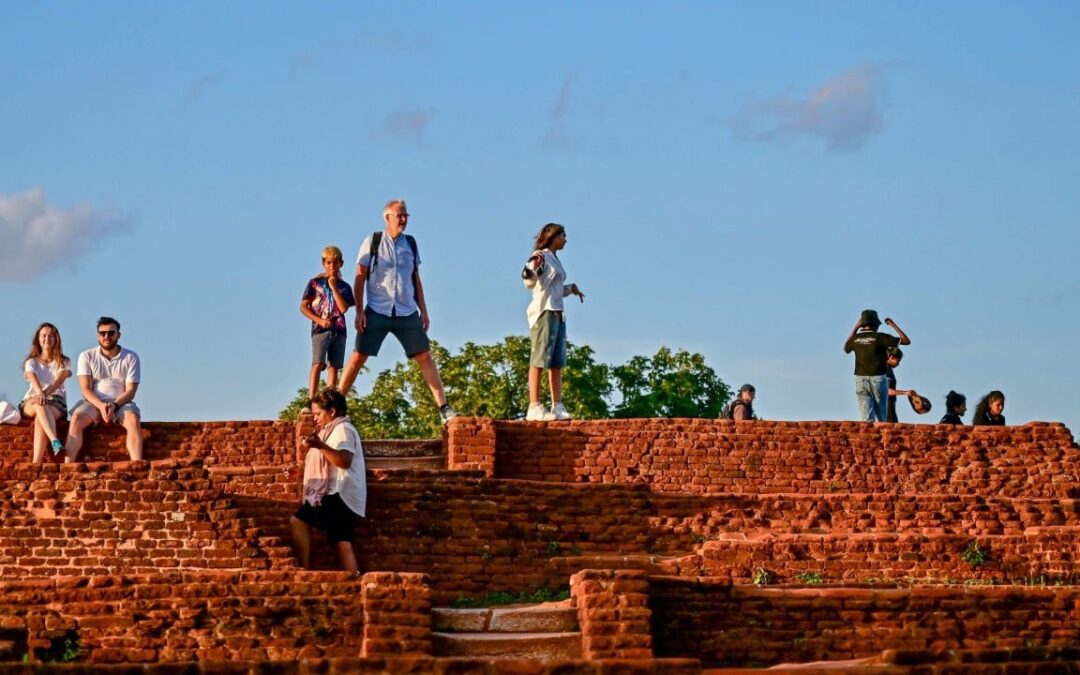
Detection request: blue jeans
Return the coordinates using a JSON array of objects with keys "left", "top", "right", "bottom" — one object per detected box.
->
[{"left": 855, "top": 375, "right": 889, "bottom": 422}]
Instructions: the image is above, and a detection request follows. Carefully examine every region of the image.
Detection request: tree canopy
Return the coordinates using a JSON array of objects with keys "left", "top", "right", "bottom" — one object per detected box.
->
[{"left": 280, "top": 337, "right": 730, "bottom": 438}]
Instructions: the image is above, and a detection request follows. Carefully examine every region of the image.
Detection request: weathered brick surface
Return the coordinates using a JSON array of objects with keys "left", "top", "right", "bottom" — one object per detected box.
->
[
  {"left": 0, "top": 420, "right": 295, "bottom": 466},
  {"left": 650, "top": 576, "right": 1080, "bottom": 668},
  {"left": 0, "top": 571, "right": 363, "bottom": 663},
  {"left": 0, "top": 459, "right": 292, "bottom": 579},
  {"left": 360, "top": 572, "right": 431, "bottom": 657},
  {"left": 446, "top": 417, "right": 496, "bottom": 475},
  {"left": 571, "top": 569, "right": 653, "bottom": 660},
  {"left": 485, "top": 419, "right": 1079, "bottom": 497}
]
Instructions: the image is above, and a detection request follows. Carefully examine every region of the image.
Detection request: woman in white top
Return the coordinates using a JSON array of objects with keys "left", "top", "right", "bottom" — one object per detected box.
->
[
  {"left": 20, "top": 323, "right": 71, "bottom": 462},
  {"left": 291, "top": 388, "right": 367, "bottom": 574},
  {"left": 522, "top": 223, "right": 585, "bottom": 421}
]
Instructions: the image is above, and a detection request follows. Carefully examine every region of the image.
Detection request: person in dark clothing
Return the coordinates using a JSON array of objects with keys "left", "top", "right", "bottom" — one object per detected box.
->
[
  {"left": 972, "top": 391, "right": 1006, "bottom": 426},
  {"left": 885, "top": 348, "right": 920, "bottom": 423},
  {"left": 940, "top": 390, "right": 967, "bottom": 425},
  {"left": 844, "top": 309, "right": 911, "bottom": 422},
  {"left": 723, "top": 384, "right": 756, "bottom": 420}
]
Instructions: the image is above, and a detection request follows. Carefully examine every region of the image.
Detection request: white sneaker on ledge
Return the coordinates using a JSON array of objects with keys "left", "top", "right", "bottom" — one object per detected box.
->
[
  {"left": 550, "top": 403, "right": 573, "bottom": 421},
  {"left": 526, "top": 403, "right": 555, "bottom": 421}
]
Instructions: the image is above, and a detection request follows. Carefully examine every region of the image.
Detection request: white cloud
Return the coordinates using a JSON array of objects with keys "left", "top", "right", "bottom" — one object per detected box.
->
[
  {"left": 729, "top": 65, "right": 887, "bottom": 152},
  {"left": 0, "top": 188, "right": 130, "bottom": 282}
]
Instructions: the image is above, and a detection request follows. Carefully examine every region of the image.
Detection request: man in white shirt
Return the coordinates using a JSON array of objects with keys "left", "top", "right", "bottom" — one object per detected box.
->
[
  {"left": 65, "top": 317, "right": 143, "bottom": 462},
  {"left": 337, "top": 199, "right": 458, "bottom": 423}
]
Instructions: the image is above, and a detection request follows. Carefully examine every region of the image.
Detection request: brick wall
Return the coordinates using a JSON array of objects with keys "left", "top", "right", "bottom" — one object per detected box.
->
[
  {"left": 0, "top": 459, "right": 292, "bottom": 579},
  {"left": 484, "top": 419, "right": 1079, "bottom": 496},
  {"left": 360, "top": 572, "right": 432, "bottom": 657},
  {"left": 649, "top": 576, "right": 1080, "bottom": 667},
  {"left": 0, "top": 571, "right": 363, "bottom": 663},
  {"left": 0, "top": 420, "right": 295, "bottom": 466},
  {"left": 571, "top": 569, "right": 653, "bottom": 659}
]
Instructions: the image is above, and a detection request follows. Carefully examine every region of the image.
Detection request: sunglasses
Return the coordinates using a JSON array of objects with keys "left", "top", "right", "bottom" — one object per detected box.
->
[{"left": 98, "top": 330, "right": 118, "bottom": 337}]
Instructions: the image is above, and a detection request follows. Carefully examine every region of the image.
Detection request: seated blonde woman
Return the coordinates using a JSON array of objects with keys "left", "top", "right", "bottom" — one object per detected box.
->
[{"left": 20, "top": 323, "right": 71, "bottom": 462}]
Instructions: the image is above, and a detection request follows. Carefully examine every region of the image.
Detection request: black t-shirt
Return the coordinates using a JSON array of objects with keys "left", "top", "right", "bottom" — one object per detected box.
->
[
  {"left": 973, "top": 411, "right": 1005, "bottom": 426},
  {"left": 847, "top": 330, "right": 900, "bottom": 376},
  {"left": 940, "top": 412, "right": 963, "bottom": 425}
]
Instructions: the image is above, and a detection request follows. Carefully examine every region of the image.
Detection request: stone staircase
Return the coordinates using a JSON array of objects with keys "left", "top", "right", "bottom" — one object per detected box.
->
[{"left": 431, "top": 600, "right": 582, "bottom": 660}]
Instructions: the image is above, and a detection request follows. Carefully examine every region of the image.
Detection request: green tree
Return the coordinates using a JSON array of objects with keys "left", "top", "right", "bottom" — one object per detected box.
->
[
  {"left": 612, "top": 347, "right": 730, "bottom": 418},
  {"left": 280, "top": 338, "right": 725, "bottom": 436}
]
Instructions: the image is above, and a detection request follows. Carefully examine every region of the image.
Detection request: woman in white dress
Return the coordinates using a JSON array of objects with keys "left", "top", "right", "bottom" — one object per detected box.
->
[{"left": 20, "top": 323, "right": 71, "bottom": 462}]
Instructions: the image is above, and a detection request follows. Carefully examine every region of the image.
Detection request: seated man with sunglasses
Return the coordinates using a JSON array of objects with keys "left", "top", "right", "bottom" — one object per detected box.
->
[{"left": 65, "top": 316, "right": 143, "bottom": 462}]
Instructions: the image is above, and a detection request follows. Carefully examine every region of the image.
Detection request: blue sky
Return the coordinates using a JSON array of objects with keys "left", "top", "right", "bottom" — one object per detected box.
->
[{"left": 2, "top": 2, "right": 1078, "bottom": 433}]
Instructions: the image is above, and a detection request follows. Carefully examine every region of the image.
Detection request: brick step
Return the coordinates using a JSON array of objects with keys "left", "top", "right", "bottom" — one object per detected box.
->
[
  {"left": 363, "top": 439, "right": 443, "bottom": 458},
  {"left": 433, "top": 600, "right": 577, "bottom": 633},
  {"left": 366, "top": 455, "right": 446, "bottom": 470},
  {"left": 431, "top": 631, "right": 582, "bottom": 660},
  {"left": 548, "top": 552, "right": 698, "bottom": 576},
  {"left": 701, "top": 529, "right": 1080, "bottom": 583}
]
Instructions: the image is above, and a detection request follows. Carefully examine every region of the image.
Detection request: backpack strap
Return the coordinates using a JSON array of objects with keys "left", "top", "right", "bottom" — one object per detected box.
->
[
  {"left": 404, "top": 234, "right": 419, "bottom": 273},
  {"left": 368, "top": 232, "right": 383, "bottom": 276}
]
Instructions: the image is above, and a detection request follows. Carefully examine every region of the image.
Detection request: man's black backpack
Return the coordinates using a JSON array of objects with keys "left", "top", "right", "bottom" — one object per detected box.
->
[
  {"left": 367, "top": 231, "right": 419, "bottom": 277},
  {"left": 722, "top": 399, "right": 751, "bottom": 420}
]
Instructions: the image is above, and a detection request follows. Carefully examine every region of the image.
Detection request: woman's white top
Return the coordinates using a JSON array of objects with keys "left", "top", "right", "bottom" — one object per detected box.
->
[
  {"left": 523, "top": 249, "right": 573, "bottom": 328},
  {"left": 325, "top": 421, "right": 367, "bottom": 517},
  {"left": 22, "top": 358, "right": 70, "bottom": 402}
]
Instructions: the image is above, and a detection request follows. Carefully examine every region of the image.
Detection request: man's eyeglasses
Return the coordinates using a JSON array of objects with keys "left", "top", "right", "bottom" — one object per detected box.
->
[{"left": 98, "top": 330, "right": 118, "bottom": 337}]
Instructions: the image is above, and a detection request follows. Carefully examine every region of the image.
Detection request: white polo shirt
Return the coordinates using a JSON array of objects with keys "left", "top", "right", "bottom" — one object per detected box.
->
[
  {"left": 356, "top": 232, "right": 421, "bottom": 317},
  {"left": 326, "top": 422, "right": 367, "bottom": 517},
  {"left": 76, "top": 346, "right": 141, "bottom": 402}
]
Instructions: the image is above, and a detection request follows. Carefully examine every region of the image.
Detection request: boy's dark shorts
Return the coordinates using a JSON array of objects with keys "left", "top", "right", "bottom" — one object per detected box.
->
[
  {"left": 311, "top": 331, "right": 347, "bottom": 369},
  {"left": 356, "top": 307, "right": 430, "bottom": 357},
  {"left": 293, "top": 492, "right": 358, "bottom": 543}
]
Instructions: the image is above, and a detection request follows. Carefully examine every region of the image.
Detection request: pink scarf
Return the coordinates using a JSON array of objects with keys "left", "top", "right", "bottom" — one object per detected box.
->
[{"left": 302, "top": 416, "right": 348, "bottom": 506}]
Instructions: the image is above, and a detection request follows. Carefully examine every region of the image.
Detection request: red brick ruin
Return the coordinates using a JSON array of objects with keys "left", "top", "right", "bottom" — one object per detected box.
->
[{"left": 0, "top": 416, "right": 1078, "bottom": 673}]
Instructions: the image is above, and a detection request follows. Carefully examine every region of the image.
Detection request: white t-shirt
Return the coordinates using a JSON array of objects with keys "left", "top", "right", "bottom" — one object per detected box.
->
[
  {"left": 76, "top": 346, "right": 141, "bottom": 402},
  {"left": 22, "top": 358, "right": 71, "bottom": 402},
  {"left": 325, "top": 422, "right": 367, "bottom": 517},
  {"left": 524, "top": 249, "right": 573, "bottom": 328}
]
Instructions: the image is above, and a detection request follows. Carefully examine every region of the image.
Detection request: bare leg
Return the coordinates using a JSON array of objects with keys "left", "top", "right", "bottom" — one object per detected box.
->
[
  {"left": 325, "top": 366, "right": 340, "bottom": 391},
  {"left": 290, "top": 516, "right": 311, "bottom": 568},
  {"left": 338, "top": 351, "right": 368, "bottom": 395},
  {"left": 548, "top": 367, "right": 563, "bottom": 405},
  {"left": 412, "top": 351, "right": 447, "bottom": 407},
  {"left": 337, "top": 541, "right": 358, "bottom": 574},
  {"left": 308, "top": 362, "right": 325, "bottom": 402},
  {"left": 529, "top": 367, "right": 543, "bottom": 404},
  {"left": 122, "top": 411, "right": 143, "bottom": 461},
  {"left": 30, "top": 412, "right": 47, "bottom": 464},
  {"left": 65, "top": 413, "right": 94, "bottom": 463}
]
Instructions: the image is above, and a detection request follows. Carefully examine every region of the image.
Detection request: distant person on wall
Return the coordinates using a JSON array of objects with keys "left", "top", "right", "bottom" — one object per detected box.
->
[
  {"left": 885, "top": 348, "right": 920, "bottom": 423},
  {"left": 940, "top": 391, "right": 967, "bottom": 425},
  {"left": 843, "top": 310, "right": 911, "bottom": 422},
  {"left": 972, "top": 390, "right": 1006, "bottom": 426},
  {"left": 64, "top": 317, "right": 142, "bottom": 462},
  {"left": 291, "top": 388, "right": 366, "bottom": 574},
  {"left": 522, "top": 222, "right": 585, "bottom": 421},
  {"left": 300, "top": 245, "right": 355, "bottom": 408},
  {"left": 337, "top": 199, "right": 458, "bottom": 423},
  {"left": 20, "top": 323, "right": 71, "bottom": 462},
  {"left": 722, "top": 384, "right": 756, "bottom": 420}
]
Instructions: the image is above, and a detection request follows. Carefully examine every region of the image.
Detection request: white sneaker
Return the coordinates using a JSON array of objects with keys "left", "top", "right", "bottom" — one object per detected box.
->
[
  {"left": 550, "top": 403, "right": 573, "bottom": 421},
  {"left": 526, "top": 404, "right": 555, "bottom": 421}
]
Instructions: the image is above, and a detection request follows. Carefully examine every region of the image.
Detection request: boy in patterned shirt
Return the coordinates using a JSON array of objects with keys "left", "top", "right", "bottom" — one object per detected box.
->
[{"left": 300, "top": 246, "right": 355, "bottom": 406}]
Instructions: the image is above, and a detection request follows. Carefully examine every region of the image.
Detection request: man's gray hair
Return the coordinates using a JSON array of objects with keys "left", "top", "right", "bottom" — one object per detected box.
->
[{"left": 383, "top": 199, "right": 407, "bottom": 218}]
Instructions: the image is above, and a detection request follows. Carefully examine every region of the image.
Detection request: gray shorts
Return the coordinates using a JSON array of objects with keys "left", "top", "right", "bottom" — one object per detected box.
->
[
  {"left": 312, "top": 331, "right": 347, "bottom": 369},
  {"left": 356, "top": 308, "right": 431, "bottom": 358},
  {"left": 71, "top": 399, "right": 141, "bottom": 423},
  {"left": 530, "top": 310, "right": 567, "bottom": 368}
]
